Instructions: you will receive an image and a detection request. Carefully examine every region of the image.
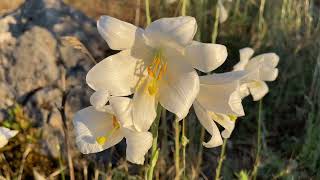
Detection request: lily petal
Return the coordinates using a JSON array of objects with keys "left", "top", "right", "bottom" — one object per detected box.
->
[
  {"left": 247, "top": 80, "right": 269, "bottom": 101},
  {"left": 145, "top": 16, "right": 197, "bottom": 47},
  {"left": 239, "top": 83, "right": 250, "bottom": 98},
  {"left": 210, "top": 112, "right": 235, "bottom": 138},
  {"left": 90, "top": 90, "right": 110, "bottom": 111},
  {"left": 194, "top": 101, "right": 223, "bottom": 148},
  {"left": 233, "top": 47, "right": 254, "bottom": 71},
  {"left": 86, "top": 50, "right": 146, "bottom": 96},
  {"left": 0, "top": 127, "right": 18, "bottom": 148},
  {"left": 197, "top": 72, "right": 246, "bottom": 116},
  {"left": 200, "top": 71, "right": 248, "bottom": 85},
  {"left": 260, "top": 67, "right": 278, "bottom": 81},
  {"left": 159, "top": 59, "right": 200, "bottom": 120},
  {"left": 97, "top": 16, "right": 144, "bottom": 50},
  {"left": 185, "top": 41, "right": 228, "bottom": 72},
  {"left": 245, "top": 53, "right": 279, "bottom": 74},
  {"left": 73, "top": 106, "right": 124, "bottom": 154},
  {"left": 132, "top": 78, "right": 157, "bottom": 131},
  {"left": 124, "top": 129, "right": 153, "bottom": 164},
  {"left": 248, "top": 53, "right": 279, "bottom": 69},
  {"left": 197, "top": 81, "right": 244, "bottom": 116},
  {"left": 109, "top": 97, "right": 133, "bottom": 128}
]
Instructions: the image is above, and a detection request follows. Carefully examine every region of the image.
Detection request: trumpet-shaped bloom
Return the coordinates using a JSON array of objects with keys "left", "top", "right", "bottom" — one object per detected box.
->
[
  {"left": 73, "top": 96, "right": 152, "bottom": 164},
  {"left": 87, "top": 16, "right": 228, "bottom": 131},
  {"left": 0, "top": 126, "right": 18, "bottom": 148},
  {"left": 233, "top": 47, "right": 279, "bottom": 101},
  {"left": 193, "top": 71, "right": 247, "bottom": 148}
]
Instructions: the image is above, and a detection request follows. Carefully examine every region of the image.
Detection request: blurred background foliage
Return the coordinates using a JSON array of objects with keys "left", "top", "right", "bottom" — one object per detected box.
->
[{"left": 1, "top": 0, "right": 320, "bottom": 179}]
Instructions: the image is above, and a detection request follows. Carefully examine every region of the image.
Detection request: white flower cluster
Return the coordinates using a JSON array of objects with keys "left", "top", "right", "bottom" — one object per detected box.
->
[{"left": 73, "top": 16, "right": 279, "bottom": 164}]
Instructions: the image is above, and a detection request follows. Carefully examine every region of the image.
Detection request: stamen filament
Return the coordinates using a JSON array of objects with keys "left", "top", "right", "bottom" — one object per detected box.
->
[{"left": 145, "top": 49, "right": 168, "bottom": 95}]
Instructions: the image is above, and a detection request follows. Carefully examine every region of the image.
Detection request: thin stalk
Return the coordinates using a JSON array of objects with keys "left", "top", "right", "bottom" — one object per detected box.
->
[
  {"left": 147, "top": 105, "right": 162, "bottom": 180},
  {"left": 135, "top": 0, "right": 141, "bottom": 26},
  {"left": 160, "top": 109, "right": 168, "bottom": 161},
  {"left": 234, "top": 0, "right": 240, "bottom": 16},
  {"left": 57, "top": 144, "right": 65, "bottom": 180},
  {"left": 180, "top": 1, "right": 188, "bottom": 178},
  {"left": 252, "top": 100, "right": 263, "bottom": 180},
  {"left": 174, "top": 118, "right": 181, "bottom": 180},
  {"left": 195, "top": 127, "right": 205, "bottom": 178},
  {"left": 212, "top": 1, "right": 220, "bottom": 44},
  {"left": 258, "top": 0, "right": 266, "bottom": 32},
  {"left": 182, "top": 118, "right": 187, "bottom": 178},
  {"left": 181, "top": 0, "right": 187, "bottom": 16},
  {"left": 17, "top": 144, "right": 32, "bottom": 180},
  {"left": 281, "top": 0, "right": 287, "bottom": 24},
  {"left": 215, "top": 139, "right": 227, "bottom": 180},
  {"left": 145, "top": 0, "right": 151, "bottom": 25}
]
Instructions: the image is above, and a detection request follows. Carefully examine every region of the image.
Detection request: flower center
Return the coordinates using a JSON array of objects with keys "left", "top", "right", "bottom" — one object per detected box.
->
[
  {"left": 96, "top": 115, "right": 120, "bottom": 145},
  {"left": 146, "top": 50, "right": 167, "bottom": 96}
]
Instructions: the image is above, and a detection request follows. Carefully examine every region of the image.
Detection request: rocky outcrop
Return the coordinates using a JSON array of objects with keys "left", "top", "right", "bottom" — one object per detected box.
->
[{"left": 0, "top": 0, "right": 108, "bottom": 157}]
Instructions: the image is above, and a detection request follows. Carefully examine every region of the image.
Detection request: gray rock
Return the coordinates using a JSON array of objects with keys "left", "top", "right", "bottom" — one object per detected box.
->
[
  {"left": 8, "top": 26, "right": 59, "bottom": 97},
  {"left": 8, "top": 0, "right": 107, "bottom": 59},
  {"left": 0, "top": 0, "right": 107, "bottom": 158}
]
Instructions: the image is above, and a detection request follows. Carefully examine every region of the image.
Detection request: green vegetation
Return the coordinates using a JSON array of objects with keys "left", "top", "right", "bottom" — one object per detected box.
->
[{"left": 1, "top": 0, "right": 319, "bottom": 179}]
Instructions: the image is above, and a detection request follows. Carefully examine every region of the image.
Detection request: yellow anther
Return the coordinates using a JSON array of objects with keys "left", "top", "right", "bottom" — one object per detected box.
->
[
  {"left": 96, "top": 136, "right": 107, "bottom": 145},
  {"left": 228, "top": 115, "right": 237, "bottom": 121},
  {"left": 148, "top": 82, "right": 158, "bottom": 96},
  {"left": 147, "top": 67, "right": 155, "bottom": 78},
  {"left": 112, "top": 116, "right": 120, "bottom": 129}
]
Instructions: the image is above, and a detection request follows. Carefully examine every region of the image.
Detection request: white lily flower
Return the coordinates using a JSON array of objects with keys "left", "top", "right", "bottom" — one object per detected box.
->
[
  {"left": 73, "top": 97, "right": 152, "bottom": 164},
  {"left": 0, "top": 126, "right": 18, "bottom": 148},
  {"left": 194, "top": 71, "right": 247, "bottom": 148},
  {"left": 87, "top": 16, "right": 228, "bottom": 131},
  {"left": 233, "top": 47, "right": 279, "bottom": 101}
]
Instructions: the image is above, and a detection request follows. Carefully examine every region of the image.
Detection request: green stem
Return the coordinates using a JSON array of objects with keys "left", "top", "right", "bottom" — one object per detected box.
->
[
  {"left": 215, "top": 139, "right": 227, "bottom": 180},
  {"left": 211, "top": 1, "right": 220, "bottom": 44},
  {"left": 234, "top": 0, "right": 240, "bottom": 16},
  {"left": 147, "top": 105, "right": 162, "bottom": 180},
  {"left": 252, "top": 100, "right": 263, "bottom": 180},
  {"left": 195, "top": 127, "right": 205, "bottom": 178},
  {"left": 182, "top": 118, "right": 187, "bottom": 178},
  {"left": 174, "top": 118, "right": 181, "bottom": 180},
  {"left": 145, "top": 0, "right": 151, "bottom": 26},
  {"left": 160, "top": 109, "right": 168, "bottom": 161},
  {"left": 258, "top": 0, "right": 266, "bottom": 32},
  {"left": 181, "top": 0, "right": 187, "bottom": 16}
]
